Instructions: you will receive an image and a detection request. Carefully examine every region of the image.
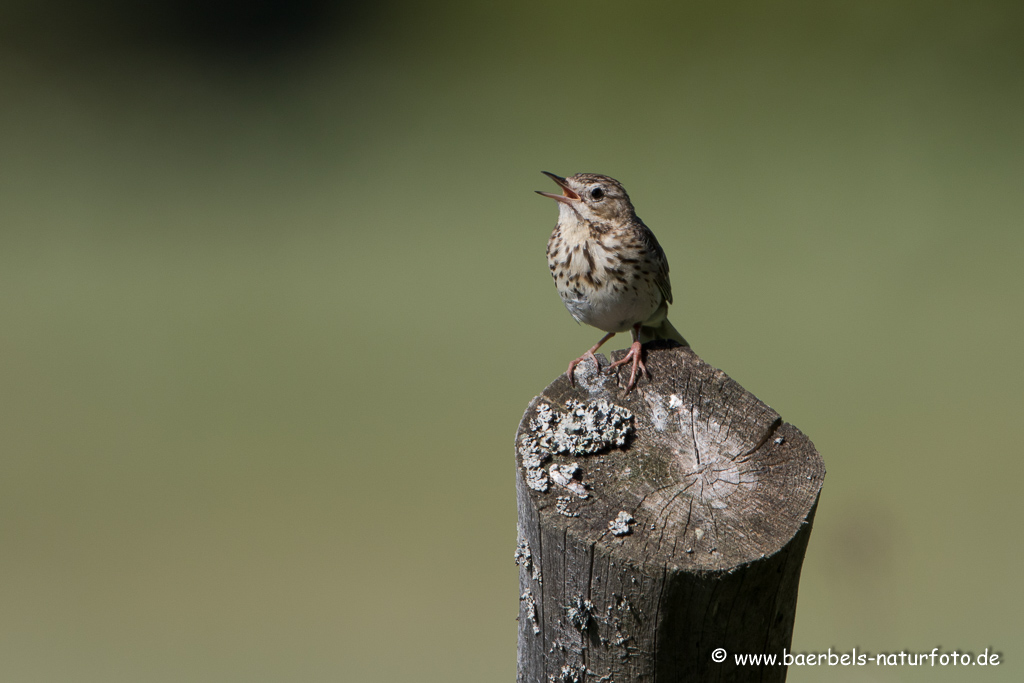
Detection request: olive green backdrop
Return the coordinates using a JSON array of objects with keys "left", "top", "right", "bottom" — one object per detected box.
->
[{"left": 1, "top": 1, "right": 1021, "bottom": 681}]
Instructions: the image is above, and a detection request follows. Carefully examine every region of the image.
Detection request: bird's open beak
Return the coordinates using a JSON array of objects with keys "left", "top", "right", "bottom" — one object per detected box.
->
[{"left": 536, "top": 171, "right": 580, "bottom": 204}]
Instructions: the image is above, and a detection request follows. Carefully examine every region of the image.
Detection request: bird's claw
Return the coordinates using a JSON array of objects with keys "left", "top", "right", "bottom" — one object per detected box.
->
[
  {"left": 608, "top": 341, "right": 647, "bottom": 394},
  {"left": 566, "top": 351, "right": 601, "bottom": 386}
]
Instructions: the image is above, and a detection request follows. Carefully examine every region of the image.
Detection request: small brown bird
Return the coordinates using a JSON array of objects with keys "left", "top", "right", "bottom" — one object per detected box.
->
[{"left": 537, "top": 172, "right": 687, "bottom": 392}]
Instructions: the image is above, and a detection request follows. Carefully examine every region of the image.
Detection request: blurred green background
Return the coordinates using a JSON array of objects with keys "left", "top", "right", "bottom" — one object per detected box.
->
[{"left": 1, "top": 1, "right": 1021, "bottom": 681}]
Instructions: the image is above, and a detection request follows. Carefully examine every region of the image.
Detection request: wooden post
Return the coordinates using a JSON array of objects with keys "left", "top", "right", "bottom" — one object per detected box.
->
[{"left": 515, "top": 342, "right": 824, "bottom": 683}]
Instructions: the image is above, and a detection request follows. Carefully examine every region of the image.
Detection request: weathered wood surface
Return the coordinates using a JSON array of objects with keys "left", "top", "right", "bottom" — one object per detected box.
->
[{"left": 515, "top": 342, "right": 824, "bottom": 682}]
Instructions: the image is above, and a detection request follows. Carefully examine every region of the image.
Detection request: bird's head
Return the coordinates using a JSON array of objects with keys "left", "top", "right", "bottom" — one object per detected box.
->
[{"left": 536, "top": 172, "right": 635, "bottom": 223}]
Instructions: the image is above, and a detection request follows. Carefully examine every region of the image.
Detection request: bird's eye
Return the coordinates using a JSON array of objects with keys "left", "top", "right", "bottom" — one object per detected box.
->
[{"left": 590, "top": 187, "right": 605, "bottom": 200}]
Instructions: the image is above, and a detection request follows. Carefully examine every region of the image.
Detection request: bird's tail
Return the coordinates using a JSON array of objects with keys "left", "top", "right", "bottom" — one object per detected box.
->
[{"left": 639, "top": 318, "right": 689, "bottom": 347}]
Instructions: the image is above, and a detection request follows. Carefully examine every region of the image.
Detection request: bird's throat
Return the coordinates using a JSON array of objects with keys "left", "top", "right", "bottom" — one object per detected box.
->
[{"left": 556, "top": 205, "right": 593, "bottom": 243}]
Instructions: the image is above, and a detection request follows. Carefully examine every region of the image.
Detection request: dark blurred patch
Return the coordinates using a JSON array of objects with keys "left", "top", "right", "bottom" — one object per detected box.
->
[
  {"left": 143, "top": 0, "right": 339, "bottom": 60},
  {"left": 0, "top": 0, "right": 381, "bottom": 65},
  {"left": 4, "top": 0, "right": 1024, "bottom": 70}
]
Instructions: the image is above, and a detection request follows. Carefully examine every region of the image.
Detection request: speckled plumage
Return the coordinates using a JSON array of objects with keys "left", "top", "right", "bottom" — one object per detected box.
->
[{"left": 537, "top": 172, "right": 687, "bottom": 392}]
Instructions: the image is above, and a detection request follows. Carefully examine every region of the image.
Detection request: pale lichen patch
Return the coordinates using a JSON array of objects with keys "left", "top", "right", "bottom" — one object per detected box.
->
[
  {"left": 526, "top": 399, "right": 633, "bottom": 457},
  {"left": 566, "top": 595, "right": 594, "bottom": 632},
  {"left": 549, "top": 462, "right": 589, "bottom": 498},
  {"left": 645, "top": 392, "right": 669, "bottom": 432},
  {"left": 520, "top": 590, "right": 540, "bottom": 635},
  {"left": 548, "top": 664, "right": 585, "bottom": 683},
  {"left": 515, "top": 531, "right": 542, "bottom": 583},
  {"left": 525, "top": 466, "right": 550, "bottom": 492},
  {"left": 519, "top": 398, "right": 633, "bottom": 499},
  {"left": 556, "top": 496, "right": 580, "bottom": 517},
  {"left": 608, "top": 511, "right": 635, "bottom": 536}
]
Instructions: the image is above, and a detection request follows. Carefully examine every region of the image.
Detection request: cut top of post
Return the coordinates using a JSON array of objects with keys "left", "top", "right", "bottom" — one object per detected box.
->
[{"left": 515, "top": 343, "right": 825, "bottom": 572}]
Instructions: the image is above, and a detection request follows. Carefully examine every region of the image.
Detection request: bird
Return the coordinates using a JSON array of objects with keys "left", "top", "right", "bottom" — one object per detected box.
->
[{"left": 537, "top": 172, "right": 687, "bottom": 393}]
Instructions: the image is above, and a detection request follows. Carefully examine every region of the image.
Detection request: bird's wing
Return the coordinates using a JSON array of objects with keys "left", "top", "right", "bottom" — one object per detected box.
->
[
  {"left": 655, "top": 258, "right": 673, "bottom": 306},
  {"left": 638, "top": 221, "right": 673, "bottom": 305}
]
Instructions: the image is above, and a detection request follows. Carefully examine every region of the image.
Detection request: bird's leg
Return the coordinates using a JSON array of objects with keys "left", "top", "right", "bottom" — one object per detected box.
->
[
  {"left": 566, "top": 331, "right": 616, "bottom": 386},
  {"left": 607, "top": 324, "right": 648, "bottom": 393}
]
